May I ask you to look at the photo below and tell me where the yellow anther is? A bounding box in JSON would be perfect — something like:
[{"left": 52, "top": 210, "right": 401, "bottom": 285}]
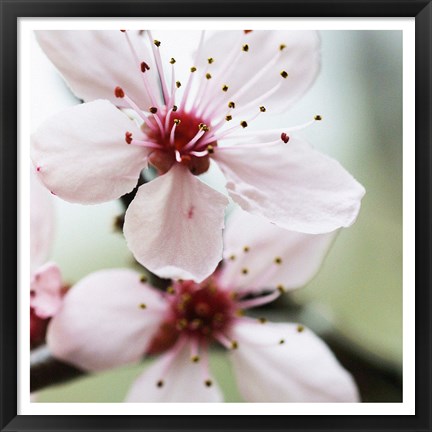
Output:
[
  {"left": 153, "top": 40, "right": 161, "bottom": 47},
  {"left": 236, "top": 309, "right": 245, "bottom": 317},
  {"left": 206, "top": 145, "right": 214, "bottom": 154},
  {"left": 241, "top": 268, "right": 249, "bottom": 275},
  {"left": 156, "top": 380, "right": 164, "bottom": 387},
  {"left": 231, "top": 340, "right": 239, "bottom": 349},
  {"left": 229, "top": 254, "right": 236, "bottom": 260},
  {"left": 258, "top": 317, "right": 267, "bottom": 324},
  {"left": 170, "top": 57, "right": 176, "bottom": 64},
  {"left": 243, "top": 246, "right": 250, "bottom": 252},
  {"left": 206, "top": 73, "right": 212, "bottom": 80},
  {"left": 297, "top": 325, "right": 305, "bottom": 333},
  {"left": 173, "top": 119, "right": 181, "bottom": 125},
  {"left": 207, "top": 57, "right": 214, "bottom": 64},
  {"left": 280, "top": 70, "right": 288, "bottom": 79},
  {"left": 166, "top": 286, "right": 175, "bottom": 294},
  {"left": 149, "top": 107, "right": 158, "bottom": 114},
  {"left": 225, "top": 115, "right": 232, "bottom": 121},
  {"left": 274, "top": 257, "right": 282, "bottom": 265},
  {"left": 176, "top": 81, "right": 182, "bottom": 88},
  {"left": 228, "top": 101, "right": 236, "bottom": 109},
  {"left": 172, "top": 105, "right": 178, "bottom": 112},
  {"left": 259, "top": 106, "right": 266, "bottom": 112},
  {"left": 191, "top": 355, "right": 200, "bottom": 363},
  {"left": 314, "top": 115, "right": 323, "bottom": 121},
  {"left": 279, "top": 44, "right": 287, "bottom": 51},
  {"left": 205, "top": 379, "right": 213, "bottom": 387},
  {"left": 240, "top": 121, "right": 248, "bottom": 128},
  {"left": 190, "top": 66, "right": 197, "bottom": 72},
  {"left": 140, "top": 275, "right": 148, "bottom": 283},
  {"left": 242, "top": 44, "right": 249, "bottom": 52},
  {"left": 279, "top": 339, "right": 285, "bottom": 345},
  {"left": 139, "top": 303, "right": 147, "bottom": 309},
  {"left": 222, "top": 84, "right": 229, "bottom": 92},
  {"left": 277, "top": 284, "right": 286, "bottom": 294}
]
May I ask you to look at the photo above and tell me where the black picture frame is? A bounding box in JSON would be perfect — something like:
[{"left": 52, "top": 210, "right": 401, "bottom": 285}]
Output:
[{"left": 1, "top": 0, "right": 431, "bottom": 431}]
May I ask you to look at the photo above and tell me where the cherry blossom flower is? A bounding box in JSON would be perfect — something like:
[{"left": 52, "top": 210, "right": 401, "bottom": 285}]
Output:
[
  {"left": 32, "top": 30, "right": 365, "bottom": 282},
  {"left": 46, "top": 210, "right": 358, "bottom": 402},
  {"left": 31, "top": 172, "right": 64, "bottom": 347}
]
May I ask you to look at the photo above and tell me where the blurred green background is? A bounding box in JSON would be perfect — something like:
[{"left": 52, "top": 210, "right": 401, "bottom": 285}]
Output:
[{"left": 32, "top": 30, "right": 402, "bottom": 402}]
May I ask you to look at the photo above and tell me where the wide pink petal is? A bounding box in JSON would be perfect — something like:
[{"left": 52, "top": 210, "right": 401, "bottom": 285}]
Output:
[
  {"left": 124, "top": 165, "right": 229, "bottom": 282},
  {"left": 125, "top": 343, "right": 223, "bottom": 402},
  {"left": 30, "top": 262, "right": 63, "bottom": 318},
  {"left": 35, "top": 30, "right": 159, "bottom": 108},
  {"left": 47, "top": 269, "right": 168, "bottom": 371},
  {"left": 195, "top": 30, "right": 319, "bottom": 117},
  {"left": 219, "top": 209, "right": 336, "bottom": 294},
  {"left": 31, "top": 100, "right": 148, "bottom": 204},
  {"left": 30, "top": 170, "right": 55, "bottom": 270},
  {"left": 229, "top": 320, "right": 359, "bottom": 402},
  {"left": 214, "top": 136, "right": 365, "bottom": 234}
]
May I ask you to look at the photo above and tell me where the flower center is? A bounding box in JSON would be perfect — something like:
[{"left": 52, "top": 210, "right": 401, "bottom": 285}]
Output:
[
  {"left": 146, "top": 278, "right": 235, "bottom": 355},
  {"left": 146, "top": 109, "right": 217, "bottom": 175}
]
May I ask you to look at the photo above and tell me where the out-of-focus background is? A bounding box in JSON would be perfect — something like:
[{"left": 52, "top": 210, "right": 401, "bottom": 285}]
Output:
[{"left": 31, "top": 30, "right": 402, "bottom": 402}]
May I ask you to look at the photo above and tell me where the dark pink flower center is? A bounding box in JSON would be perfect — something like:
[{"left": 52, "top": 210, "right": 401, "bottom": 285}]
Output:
[
  {"left": 145, "top": 109, "right": 217, "bottom": 175},
  {"left": 146, "top": 278, "right": 236, "bottom": 355}
]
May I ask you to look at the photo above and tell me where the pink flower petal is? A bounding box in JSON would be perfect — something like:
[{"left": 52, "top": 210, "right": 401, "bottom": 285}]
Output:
[
  {"left": 31, "top": 262, "right": 63, "bottom": 319},
  {"left": 47, "top": 269, "right": 168, "bottom": 371},
  {"left": 124, "top": 165, "right": 229, "bottom": 282},
  {"left": 219, "top": 209, "right": 336, "bottom": 294},
  {"left": 229, "top": 320, "right": 359, "bottom": 402},
  {"left": 214, "top": 137, "right": 365, "bottom": 234},
  {"left": 35, "top": 30, "right": 158, "bottom": 108},
  {"left": 195, "top": 30, "right": 319, "bottom": 117},
  {"left": 30, "top": 169, "right": 55, "bottom": 270},
  {"left": 31, "top": 100, "right": 148, "bottom": 204},
  {"left": 126, "top": 343, "right": 223, "bottom": 402}
]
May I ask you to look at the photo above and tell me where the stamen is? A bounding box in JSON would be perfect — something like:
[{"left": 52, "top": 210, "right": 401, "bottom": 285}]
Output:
[
  {"left": 122, "top": 31, "right": 161, "bottom": 109},
  {"left": 182, "top": 129, "right": 206, "bottom": 152},
  {"left": 207, "top": 57, "right": 214, "bottom": 64},
  {"left": 279, "top": 44, "right": 287, "bottom": 51},
  {"left": 222, "top": 84, "right": 229, "bottom": 92},
  {"left": 243, "top": 246, "right": 250, "bottom": 252},
  {"left": 147, "top": 31, "right": 170, "bottom": 104},
  {"left": 170, "top": 57, "right": 176, "bottom": 64},
  {"left": 115, "top": 87, "right": 158, "bottom": 132},
  {"left": 139, "top": 303, "right": 147, "bottom": 309},
  {"left": 297, "top": 325, "right": 305, "bottom": 333},
  {"left": 128, "top": 136, "right": 165, "bottom": 150},
  {"left": 235, "top": 289, "right": 281, "bottom": 310},
  {"left": 215, "top": 333, "right": 238, "bottom": 350},
  {"left": 280, "top": 70, "right": 289, "bottom": 79},
  {"left": 242, "top": 44, "right": 249, "bottom": 52},
  {"left": 140, "top": 61, "right": 150, "bottom": 72},
  {"left": 114, "top": 86, "right": 124, "bottom": 98}
]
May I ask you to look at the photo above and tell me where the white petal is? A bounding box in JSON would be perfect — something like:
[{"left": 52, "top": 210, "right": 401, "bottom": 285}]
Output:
[
  {"left": 214, "top": 137, "right": 365, "bottom": 234},
  {"left": 35, "top": 30, "right": 158, "bottom": 108},
  {"left": 230, "top": 320, "right": 359, "bottom": 402},
  {"left": 195, "top": 30, "right": 319, "bottom": 117},
  {"left": 31, "top": 100, "right": 148, "bottom": 204},
  {"left": 126, "top": 343, "right": 223, "bottom": 402},
  {"left": 124, "top": 165, "right": 228, "bottom": 282},
  {"left": 47, "top": 269, "right": 168, "bottom": 371},
  {"left": 30, "top": 169, "right": 55, "bottom": 270},
  {"left": 219, "top": 209, "right": 336, "bottom": 294}
]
